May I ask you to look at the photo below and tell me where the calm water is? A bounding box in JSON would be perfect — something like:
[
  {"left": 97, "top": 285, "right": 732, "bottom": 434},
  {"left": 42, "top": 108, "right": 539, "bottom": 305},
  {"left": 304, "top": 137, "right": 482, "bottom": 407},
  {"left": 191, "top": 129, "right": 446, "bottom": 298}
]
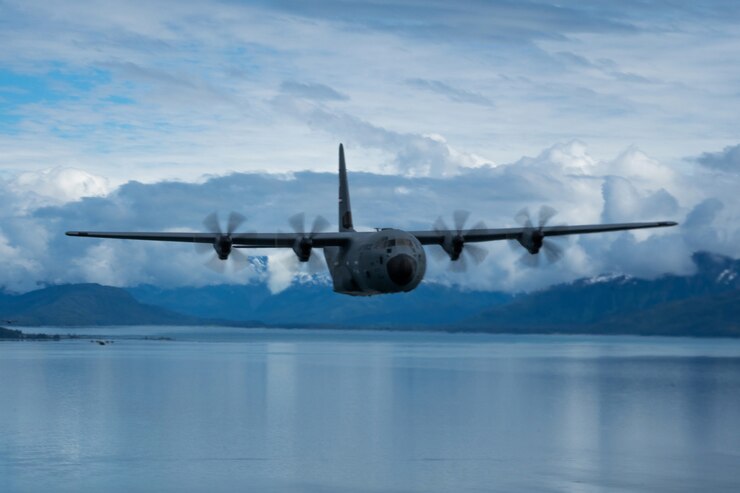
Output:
[{"left": 1, "top": 328, "right": 740, "bottom": 492}]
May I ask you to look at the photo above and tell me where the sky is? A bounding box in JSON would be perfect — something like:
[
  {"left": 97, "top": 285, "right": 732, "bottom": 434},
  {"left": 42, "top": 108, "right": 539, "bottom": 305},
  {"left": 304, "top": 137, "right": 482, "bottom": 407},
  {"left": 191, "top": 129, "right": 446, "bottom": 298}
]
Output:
[{"left": 0, "top": 0, "right": 739, "bottom": 294}]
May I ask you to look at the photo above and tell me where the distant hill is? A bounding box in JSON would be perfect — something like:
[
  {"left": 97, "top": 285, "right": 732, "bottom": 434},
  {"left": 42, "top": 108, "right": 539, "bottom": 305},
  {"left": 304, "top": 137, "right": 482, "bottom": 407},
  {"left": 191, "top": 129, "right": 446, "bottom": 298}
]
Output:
[
  {"left": 1, "top": 252, "right": 738, "bottom": 336},
  {"left": 0, "top": 326, "right": 23, "bottom": 339},
  {"left": 465, "top": 252, "right": 740, "bottom": 337},
  {"left": 128, "top": 282, "right": 513, "bottom": 328},
  {"left": 128, "top": 252, "right": 740, "bottom": 336},
  {"left": 596, "top": 290, "right": 740, "bottom": 337},
  {"left": 0, "top": 284, "right": 205, "bottom": 326}
]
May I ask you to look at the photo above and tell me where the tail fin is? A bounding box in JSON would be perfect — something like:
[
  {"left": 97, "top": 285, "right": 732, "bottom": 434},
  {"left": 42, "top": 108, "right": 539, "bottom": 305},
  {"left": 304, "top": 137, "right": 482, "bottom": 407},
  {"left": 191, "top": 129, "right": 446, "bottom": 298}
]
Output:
[{"left": 338, "top": 143, "right": 354, "bottom": 232}]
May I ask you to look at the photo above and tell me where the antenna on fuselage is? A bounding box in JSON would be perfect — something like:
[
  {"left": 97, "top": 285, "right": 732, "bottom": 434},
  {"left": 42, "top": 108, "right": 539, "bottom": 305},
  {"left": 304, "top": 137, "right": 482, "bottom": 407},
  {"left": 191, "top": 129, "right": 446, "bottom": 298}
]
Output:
[{"left": 338, "top": 143, "right": 354, "bottom": 232}]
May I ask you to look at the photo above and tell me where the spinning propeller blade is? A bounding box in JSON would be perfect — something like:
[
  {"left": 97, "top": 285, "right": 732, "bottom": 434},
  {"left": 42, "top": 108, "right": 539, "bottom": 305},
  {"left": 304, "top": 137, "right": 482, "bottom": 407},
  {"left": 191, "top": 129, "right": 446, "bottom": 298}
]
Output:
[
  {"left": 511, "top": 206, "right": 566, "bottom": 268},
  {"left": 285, "top": 212, "right": 330, "bottom": 273},
  {"left": 197, "top": 211, "right": 249, "bottom": 272},
  {"left": 433, "top": 210, "right": 489, "bottom": 272}
]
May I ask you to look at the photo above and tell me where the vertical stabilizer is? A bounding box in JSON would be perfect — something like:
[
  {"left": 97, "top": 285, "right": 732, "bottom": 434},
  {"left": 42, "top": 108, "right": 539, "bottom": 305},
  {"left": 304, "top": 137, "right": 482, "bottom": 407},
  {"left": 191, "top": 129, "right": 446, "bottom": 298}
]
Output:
[{"left": 338, "top": 143, "right": 354, "bottom": 232}]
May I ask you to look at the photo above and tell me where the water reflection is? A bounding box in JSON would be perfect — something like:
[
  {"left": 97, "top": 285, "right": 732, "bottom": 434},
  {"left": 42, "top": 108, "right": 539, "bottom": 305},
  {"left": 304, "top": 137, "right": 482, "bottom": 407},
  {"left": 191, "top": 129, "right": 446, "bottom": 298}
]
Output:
[{"left": 1, "top": 332, "right": 739, "bottom": 492}]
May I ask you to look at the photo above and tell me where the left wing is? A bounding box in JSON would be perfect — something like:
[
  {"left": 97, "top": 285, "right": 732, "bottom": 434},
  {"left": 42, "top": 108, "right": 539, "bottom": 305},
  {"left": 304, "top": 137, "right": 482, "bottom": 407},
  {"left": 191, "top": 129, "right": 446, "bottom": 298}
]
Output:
[
  {"left": 65, "top": 231, "right": 352, "bottom": 248},
  {"left": 409, "top": 221, "right": 678, "bottom": 245}
]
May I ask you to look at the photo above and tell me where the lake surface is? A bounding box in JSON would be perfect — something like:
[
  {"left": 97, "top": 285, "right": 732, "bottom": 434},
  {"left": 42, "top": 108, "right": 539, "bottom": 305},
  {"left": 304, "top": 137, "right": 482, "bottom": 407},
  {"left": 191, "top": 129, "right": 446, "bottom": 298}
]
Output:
[{"left": 1, "top": 328, "right": 740, "bottom": 492}]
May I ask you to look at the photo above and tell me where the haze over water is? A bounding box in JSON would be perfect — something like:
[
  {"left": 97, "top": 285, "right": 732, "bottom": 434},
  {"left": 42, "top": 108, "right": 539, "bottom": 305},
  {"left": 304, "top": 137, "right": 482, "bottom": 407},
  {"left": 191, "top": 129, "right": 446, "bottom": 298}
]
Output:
[{"left": 1, "top": 328, "right": 739, "bottom": 492}]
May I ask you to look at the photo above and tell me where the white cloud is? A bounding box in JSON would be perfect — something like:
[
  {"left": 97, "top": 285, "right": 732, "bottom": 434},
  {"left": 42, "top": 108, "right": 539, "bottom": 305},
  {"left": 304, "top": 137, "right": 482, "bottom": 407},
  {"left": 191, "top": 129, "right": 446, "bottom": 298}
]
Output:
[
  {"left": 0, "top": 140, "right": 733, "bottom": 294},
  {"left": 601, "top": 176, "right": 678, "bottom": 223},
  {"left": 1, "top": 0, "right": 738, "bottom": 186},
  {"left": 273, "top": 93, "right": 492, "bottom": 177},
  {"left": 0, "top": 229, "right": 44, "bottom": 292},
  {"left": 10, "top": 167, "right": 110, "bottom": 206},
  {"left": 266, "top": 251, "right": 300, "bottom": 294},
  {"left": 601, "top": 147, "right": 676, "bottom": 186},
  {"left": 71, "top": 242, "right": 135, "bottom": 287},
  {"left": 695, "top": 144, "right": 740, "bottom": 173}
]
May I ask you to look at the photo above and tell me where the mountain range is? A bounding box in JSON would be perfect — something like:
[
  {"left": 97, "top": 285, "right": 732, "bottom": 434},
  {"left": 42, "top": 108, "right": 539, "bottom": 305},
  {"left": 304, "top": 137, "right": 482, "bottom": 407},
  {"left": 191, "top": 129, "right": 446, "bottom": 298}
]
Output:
[
  {"left": 1, "top": 252, "right": 738, "bottom": 337},
  {"left": 465, "top": 252, "right": 740, "bottom": 336},
  {"left": 0, "top": 284, "right": 201, "bottom": 326}
]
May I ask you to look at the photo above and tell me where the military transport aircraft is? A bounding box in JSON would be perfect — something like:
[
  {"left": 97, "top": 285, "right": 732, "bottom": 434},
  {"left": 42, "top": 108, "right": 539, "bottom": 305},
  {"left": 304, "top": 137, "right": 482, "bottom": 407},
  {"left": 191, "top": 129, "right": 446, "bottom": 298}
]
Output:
[{"left": 67, "top": 144, "right": 677, "bottom": 296}]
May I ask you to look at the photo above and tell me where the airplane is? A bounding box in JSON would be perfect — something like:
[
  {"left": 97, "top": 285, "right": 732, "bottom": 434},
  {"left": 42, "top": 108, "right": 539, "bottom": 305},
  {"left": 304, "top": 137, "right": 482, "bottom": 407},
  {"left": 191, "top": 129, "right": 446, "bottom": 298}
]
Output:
[{"left": 67, "top": 144, "right": 677, "bottom": 296}]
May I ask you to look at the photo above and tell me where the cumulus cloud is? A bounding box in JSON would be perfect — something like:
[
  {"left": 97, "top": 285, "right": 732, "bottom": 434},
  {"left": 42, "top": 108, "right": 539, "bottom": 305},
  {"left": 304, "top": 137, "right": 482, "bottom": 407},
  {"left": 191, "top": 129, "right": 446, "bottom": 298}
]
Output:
[
  {"left": 681, "top": 198, "right": 735, "bottom": 256},
  {"left": 0, "top": 229, "right": 44, "bottom": 292},
  {"left": 684, "top": 198, "right": 724, "bottom": 229},
  {"left": 0, "top": 140, "right": 737, "bottom": 295},
  {"left": 601, "top": 176, "right": 678, "bottom": 223},
  {"left": 601, "top": 147, "right": 677, "bottom": 185},
  {"left": 695, "top": 144, "right": 740, "bottom": 173},
  {"left": 601, "top": 231, "right": 696, "bottom": 278},
  {"left": 9, "top": 167, "right": 110, "bottom": 207},
  {"left": 512, "top": 140, "right": 597, "bottom": 176}
]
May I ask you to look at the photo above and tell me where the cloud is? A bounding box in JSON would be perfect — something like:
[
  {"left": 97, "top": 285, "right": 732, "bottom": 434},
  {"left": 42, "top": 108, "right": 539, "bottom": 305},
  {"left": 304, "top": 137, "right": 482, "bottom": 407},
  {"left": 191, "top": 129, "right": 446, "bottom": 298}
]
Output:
[
  {"left": 256, "top": 1, "right": 640, "bottom": 42},
  {"left": 684, "top": 198, "right": 724, "bottom": 229},
  {"left": 0, "top": 229, "right": 44, "bottom": 292},
  {"left": 9, "top": 167, "right": 110, "bottom": 207},
  {"left": 273, "top": 94, "right": 491, "bottom": 177},
  {"left": 601, "top": 176, "right": 678, "bottom": 223},
  {"left": 280, "top": 81, "right": 348, "bottom": 101},
  {"left": 0, "top": 0, "right": 739, "bottom": 183},
  {"left": 600, "top": 147, "right": 677, "bottom": 185},
  {"left": 681, "top": 198, "right": 730, "bottom": 255},
  {"left": 0, "top": 141, "right": 736, "bottom": 295},
  {"left": 695, "top": 143, "right": 740, "bottom": 173},
  {"left": 405, "top": 79, "right": 493, "bottom": 107},
  {"left": 553, "top": 51, "right": 653, "bottom": 84}
]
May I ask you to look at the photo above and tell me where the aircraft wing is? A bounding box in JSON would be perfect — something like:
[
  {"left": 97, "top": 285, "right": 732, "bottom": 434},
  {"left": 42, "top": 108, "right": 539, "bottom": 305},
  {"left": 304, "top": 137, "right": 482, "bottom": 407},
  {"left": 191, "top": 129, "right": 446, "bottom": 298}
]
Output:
[
  {"left": 65, "top": 231, "right": 352, "bottom": 248},
  {"left": 409, "top": 221, "right": 678, "bottom": 245},
  {"left": 67, "top": 220, "right": 677, "bottom": 248}
]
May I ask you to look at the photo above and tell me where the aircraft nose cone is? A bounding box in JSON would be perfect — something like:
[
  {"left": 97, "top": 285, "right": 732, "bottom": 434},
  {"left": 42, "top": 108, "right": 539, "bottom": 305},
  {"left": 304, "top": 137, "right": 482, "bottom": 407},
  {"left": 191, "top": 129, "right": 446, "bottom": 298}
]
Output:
[{"left": 387, "top": 254, "right": 416, "bottom": 286}]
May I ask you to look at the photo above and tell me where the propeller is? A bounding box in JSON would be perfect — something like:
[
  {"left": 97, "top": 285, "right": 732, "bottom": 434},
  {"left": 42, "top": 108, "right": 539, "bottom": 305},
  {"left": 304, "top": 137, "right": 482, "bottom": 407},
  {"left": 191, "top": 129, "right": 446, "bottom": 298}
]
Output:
[
  {"left": 196, "top": 211, "right": 249, "bottom": 272},
  {"left": 432, "top": 209, "right": 489, "bottom": 272},
  {"left": 282, "top": 212, "right": 330, "bottom": 274},
  {"left": 510, "top": 205, "right": 565, "bottom": 268}
]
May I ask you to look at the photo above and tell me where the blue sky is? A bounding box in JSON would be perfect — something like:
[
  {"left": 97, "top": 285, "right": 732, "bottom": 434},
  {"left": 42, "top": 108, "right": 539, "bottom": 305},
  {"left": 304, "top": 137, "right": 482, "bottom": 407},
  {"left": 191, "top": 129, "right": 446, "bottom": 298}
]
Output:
[{"left": 0, "top": 0, "right": 738, "bottom": 293}]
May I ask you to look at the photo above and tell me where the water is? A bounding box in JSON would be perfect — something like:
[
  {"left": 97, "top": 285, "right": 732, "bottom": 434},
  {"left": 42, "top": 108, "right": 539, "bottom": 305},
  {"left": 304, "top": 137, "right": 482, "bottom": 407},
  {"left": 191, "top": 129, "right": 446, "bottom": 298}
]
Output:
[{"left": 1, "top": 327, "right": 740, "bottom": 492}]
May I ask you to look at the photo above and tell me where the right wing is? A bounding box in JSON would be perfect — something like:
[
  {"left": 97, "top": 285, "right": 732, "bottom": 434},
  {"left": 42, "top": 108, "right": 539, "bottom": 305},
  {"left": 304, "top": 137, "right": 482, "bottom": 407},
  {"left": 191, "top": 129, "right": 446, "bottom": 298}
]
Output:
[{"left": 409, "top": 221, "right": 678, "bottom": 245}]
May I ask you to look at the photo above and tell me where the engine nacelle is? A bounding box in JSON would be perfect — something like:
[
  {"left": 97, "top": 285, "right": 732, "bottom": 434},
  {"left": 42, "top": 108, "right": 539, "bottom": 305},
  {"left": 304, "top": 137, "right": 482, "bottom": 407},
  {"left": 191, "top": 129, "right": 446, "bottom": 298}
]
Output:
[
  {"left": 213, "top": 236, "right": 232, "bottom": 260},
  {"left": 441, "top": 234, "right": 464, "bottom": 260},
  {"left": 292, "top": 237, "right": 313, "bottom": 262},
  {"left": 518, "top": 230, "right": 543, "bottom": 254}
]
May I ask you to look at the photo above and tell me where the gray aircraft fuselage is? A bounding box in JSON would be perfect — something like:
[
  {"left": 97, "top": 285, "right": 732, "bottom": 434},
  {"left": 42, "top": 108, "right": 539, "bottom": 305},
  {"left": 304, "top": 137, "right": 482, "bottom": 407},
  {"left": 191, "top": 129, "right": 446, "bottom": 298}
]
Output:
[{"left": 324, "top": 229, "right": 426, "bottom": 295}]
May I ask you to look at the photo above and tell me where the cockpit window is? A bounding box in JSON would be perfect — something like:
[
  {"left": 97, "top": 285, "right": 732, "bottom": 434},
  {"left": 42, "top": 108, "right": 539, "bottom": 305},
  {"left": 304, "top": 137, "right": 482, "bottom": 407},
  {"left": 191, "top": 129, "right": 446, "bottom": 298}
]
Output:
[
  {"left": 377, "top": 237, "right": 415, "bottom": 248},
  {"left": 392, "top": 238, "right": 413, "bottom": 247}
]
